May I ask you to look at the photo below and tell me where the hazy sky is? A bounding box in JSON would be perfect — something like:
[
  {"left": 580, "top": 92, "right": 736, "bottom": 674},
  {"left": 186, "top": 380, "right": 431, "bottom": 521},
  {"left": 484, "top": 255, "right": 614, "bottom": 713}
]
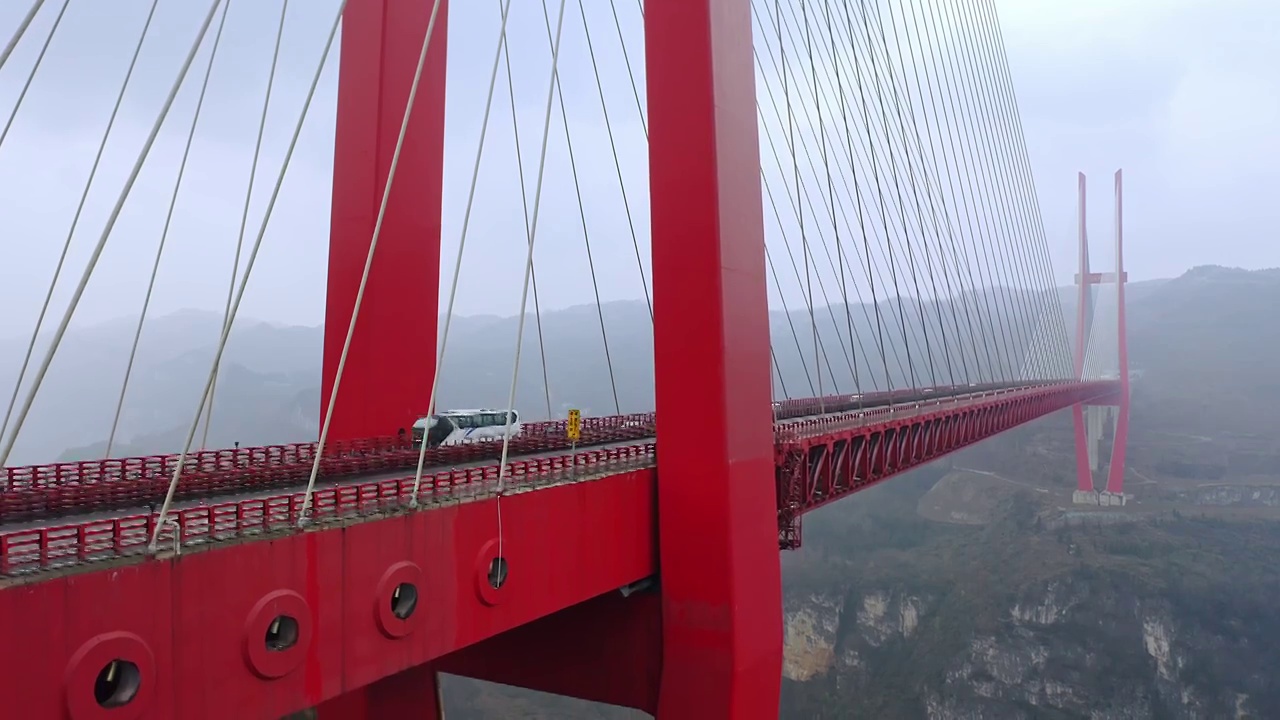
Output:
[{"left": 0, "top": 0, "right": 1275, "bottom": 339}]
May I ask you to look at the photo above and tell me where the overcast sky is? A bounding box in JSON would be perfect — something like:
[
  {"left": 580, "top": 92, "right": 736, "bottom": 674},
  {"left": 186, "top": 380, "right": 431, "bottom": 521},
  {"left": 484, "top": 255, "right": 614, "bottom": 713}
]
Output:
[{"left": 0, "top": 0, "right": 1275, "bottom": 339}]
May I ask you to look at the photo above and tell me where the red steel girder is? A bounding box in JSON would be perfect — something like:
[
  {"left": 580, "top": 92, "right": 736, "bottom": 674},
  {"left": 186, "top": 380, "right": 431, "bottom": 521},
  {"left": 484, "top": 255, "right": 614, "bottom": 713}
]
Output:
[
  {"left": 0, "top": 467, "right": 656, "bottom": 720},
  {"left": 775, "top": 381, "right": 1119, "bottom": 549}
]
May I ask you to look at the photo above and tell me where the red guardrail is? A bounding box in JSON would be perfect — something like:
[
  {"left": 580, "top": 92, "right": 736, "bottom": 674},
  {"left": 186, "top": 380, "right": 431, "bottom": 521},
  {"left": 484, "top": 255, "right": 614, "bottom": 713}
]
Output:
[
  {"left": 770, "top": 381, "right": 1042, "bottom": 421},
  {"left": 772, "top": 385, "right": 1051, "bottom": 443},
  {"left": 0, "top": 414, "right": 657, "bottom": 523},
  {"left": 0, "top": 383, "right": 1098, "bottom": 575},
  {"left": 0, "top": 413, "right": 656, "bottom": 490},
  {"left": 0, "top": 442, "right": 658, "bottom": 575}
]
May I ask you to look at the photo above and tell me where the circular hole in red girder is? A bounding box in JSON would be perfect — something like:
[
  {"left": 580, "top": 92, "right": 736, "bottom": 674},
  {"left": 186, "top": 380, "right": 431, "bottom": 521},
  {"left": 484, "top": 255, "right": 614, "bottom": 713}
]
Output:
[
  {"left": 243, "top": 590, "right": 311, "bottom": 679},
  {"left": 66, "top": 632, "right": 156, "bottom": 720},
  {"left": 487, "top": 557, "right": 509, "bottom": 590},
  {"left": 374, "top": 562, "right": 425, "bottom": 638},
  {"left": 391, "top": 582, "right": 419, "bottom": 620},
  {"left": 93, "top": 659, "right": 140, "bottom": 708},
  {"left": 473, "top": 540, "right": 509, "bottom": 606},
  {"left": 264, "top": 615, "right": 299, "bottom": 652}
]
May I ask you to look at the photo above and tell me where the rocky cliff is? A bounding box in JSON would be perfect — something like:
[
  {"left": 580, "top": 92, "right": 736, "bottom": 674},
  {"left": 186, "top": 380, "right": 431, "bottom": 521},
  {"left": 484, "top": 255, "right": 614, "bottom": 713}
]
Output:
[{"left": 777, "top": 472, "right": 1280, "bottom": 719}]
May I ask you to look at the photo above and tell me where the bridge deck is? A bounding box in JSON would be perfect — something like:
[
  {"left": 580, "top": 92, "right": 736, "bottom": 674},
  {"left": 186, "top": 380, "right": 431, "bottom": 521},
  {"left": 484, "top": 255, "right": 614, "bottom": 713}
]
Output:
[
  {"left": 0, "top": 383, "right": 1088, "bottom": 577},
  {"left": 0, "top": 441, "right": 657, "bottom": 577}
]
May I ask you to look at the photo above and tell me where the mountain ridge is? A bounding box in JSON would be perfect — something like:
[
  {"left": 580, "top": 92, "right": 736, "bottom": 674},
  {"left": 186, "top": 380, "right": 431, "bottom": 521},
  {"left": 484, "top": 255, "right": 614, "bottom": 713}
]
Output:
[{"left": 0, "top": 264, "right": 1268, "bottom": 466}]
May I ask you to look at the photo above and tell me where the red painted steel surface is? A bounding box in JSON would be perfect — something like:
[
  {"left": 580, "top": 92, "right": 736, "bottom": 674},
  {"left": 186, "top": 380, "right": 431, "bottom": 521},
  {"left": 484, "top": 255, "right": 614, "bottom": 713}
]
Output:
[
  {"left": 437, "top": 589, "right": 664, "bottom": 712},
  {"left": 0, "top": 414, "right": 655, "bottom": 522},
  {"left": 314, "top": 665, "right": 442, "bottom": 719},
  {"left": 0, "top": 467, "right": 656, "bottom": 720},
  {"left": 323, "top": 0, "right": 448, "bottom": 442},
  {"left": 647, "top": 0, "right": 783, "bottom": 717},
  {"left": 775, "top": 381, "right": 1118, "bottom": 548}
]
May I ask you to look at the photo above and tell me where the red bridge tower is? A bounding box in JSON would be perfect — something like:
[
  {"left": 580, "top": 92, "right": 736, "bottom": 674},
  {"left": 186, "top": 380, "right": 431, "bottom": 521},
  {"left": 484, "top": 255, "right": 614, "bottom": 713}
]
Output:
[
  {"left": 1071, "top": 170, "right": 1131, "bottom": 505},
  {"left": 318, "top": 0, "right": 781, "bottom": 717}
]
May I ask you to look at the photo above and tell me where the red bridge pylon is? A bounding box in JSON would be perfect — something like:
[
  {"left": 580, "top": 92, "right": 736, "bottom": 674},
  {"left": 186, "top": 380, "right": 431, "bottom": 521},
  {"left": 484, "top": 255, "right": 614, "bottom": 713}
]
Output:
[{"left": 1071, "top": 170, "right": 1131, "bottom": 506}]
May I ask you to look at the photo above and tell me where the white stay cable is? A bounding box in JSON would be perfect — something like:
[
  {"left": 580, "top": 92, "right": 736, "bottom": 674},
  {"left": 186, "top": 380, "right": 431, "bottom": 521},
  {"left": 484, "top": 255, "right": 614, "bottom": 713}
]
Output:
[
  {"left": 603, "top": 0, "right": 646, "bottom": 139},
  {"left": 1061, "top": 298, "right": 1076, "bottom": 379},
  {"left": 1094, "top": 290, "right": 1118, "bottom": 379},
  {"left": 1029, "top": 310, "right": 1052, "bottom": 381},
  {"left": 149, "top": 0, "right": 345, "bottom": 550},
  {"left": 105, "top": 0, "right": 232, "bottom": 459},
  {"left": 489, "top": 0, "right": 568, "bottom": 583},
  {"left": 297, "top": 0, "right": 444, "bottom": 524},
  {"left": 495, "top": 0, "right": 570, "bottom": 497},
  {"left": 1044, "top": 292, "right": 1068, "bottom": 380},
  {"left": 1017, "top": 315, "right": 1031, "bottom": 380},
  {"left": 1039, "top": 315, "right": 1049, "bottom": 381},
  {"left": 200, "top": 0, "right": 289, "bottom": 451},
  {"left": 0, "top": 0, "right": 224, "bottom": 469},
  {"left": 1084, "top": 320, "right": 1102, "bottom": 380},
  {"left": 501, "top": 3, "right": 553, "bottom": 421},
  {"left": 1080, "top": 290, "right": 1103, "bottom": 380},
  {"left": 1016, "top": 314, "right": 1033, "bottom": 381},
  {"left": 1057, "top": 300, "right": 1072, "bottom": 379},
  {"left": 0, "top": 0, "right": 45, "bottom": 73},
  {"left": 576, "top": 0, "right": 652, "bottom": 323},
  {"left": 0, "top": 0, "right": 151, "bottom": 451},
  {"left": 0, "top": 0, "right": 66, "bottom": 150},
  {"left": 409, "top": 0, "right": 517, "bottom": 506}
]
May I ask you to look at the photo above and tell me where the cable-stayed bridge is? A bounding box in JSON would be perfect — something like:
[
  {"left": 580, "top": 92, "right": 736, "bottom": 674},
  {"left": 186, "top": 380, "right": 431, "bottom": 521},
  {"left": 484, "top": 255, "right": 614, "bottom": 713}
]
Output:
[{"left": 0, "top": 0, "right": 1128, "bottom": 718}]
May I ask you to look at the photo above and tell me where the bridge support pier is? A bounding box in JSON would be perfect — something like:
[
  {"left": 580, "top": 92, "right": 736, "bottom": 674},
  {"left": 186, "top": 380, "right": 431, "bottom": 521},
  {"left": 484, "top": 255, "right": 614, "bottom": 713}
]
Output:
[{"left": 647, "top": 0, "right": 784, "bottom": 717}]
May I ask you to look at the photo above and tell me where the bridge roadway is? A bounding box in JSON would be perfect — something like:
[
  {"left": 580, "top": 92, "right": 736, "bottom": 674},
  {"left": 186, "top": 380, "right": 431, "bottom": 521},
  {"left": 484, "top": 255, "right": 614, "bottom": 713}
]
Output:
[
  {"left": 0, "top": 439, "right": 651, "bottom": 534},
  {"left": 0, "top": 418, "right": 658, "bottom": 523},
  {"left": 0, "top": 384, "right": 1016, "bottom": 527},
  {"left": 1, "top": 384, "right": 1009, "bottom": 533},
  {"left": 0, "top": 383, "right": 1042, "bottom": 575},
  {"left": 0, "top": 438, "right": 662, "bottom": 574}
]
